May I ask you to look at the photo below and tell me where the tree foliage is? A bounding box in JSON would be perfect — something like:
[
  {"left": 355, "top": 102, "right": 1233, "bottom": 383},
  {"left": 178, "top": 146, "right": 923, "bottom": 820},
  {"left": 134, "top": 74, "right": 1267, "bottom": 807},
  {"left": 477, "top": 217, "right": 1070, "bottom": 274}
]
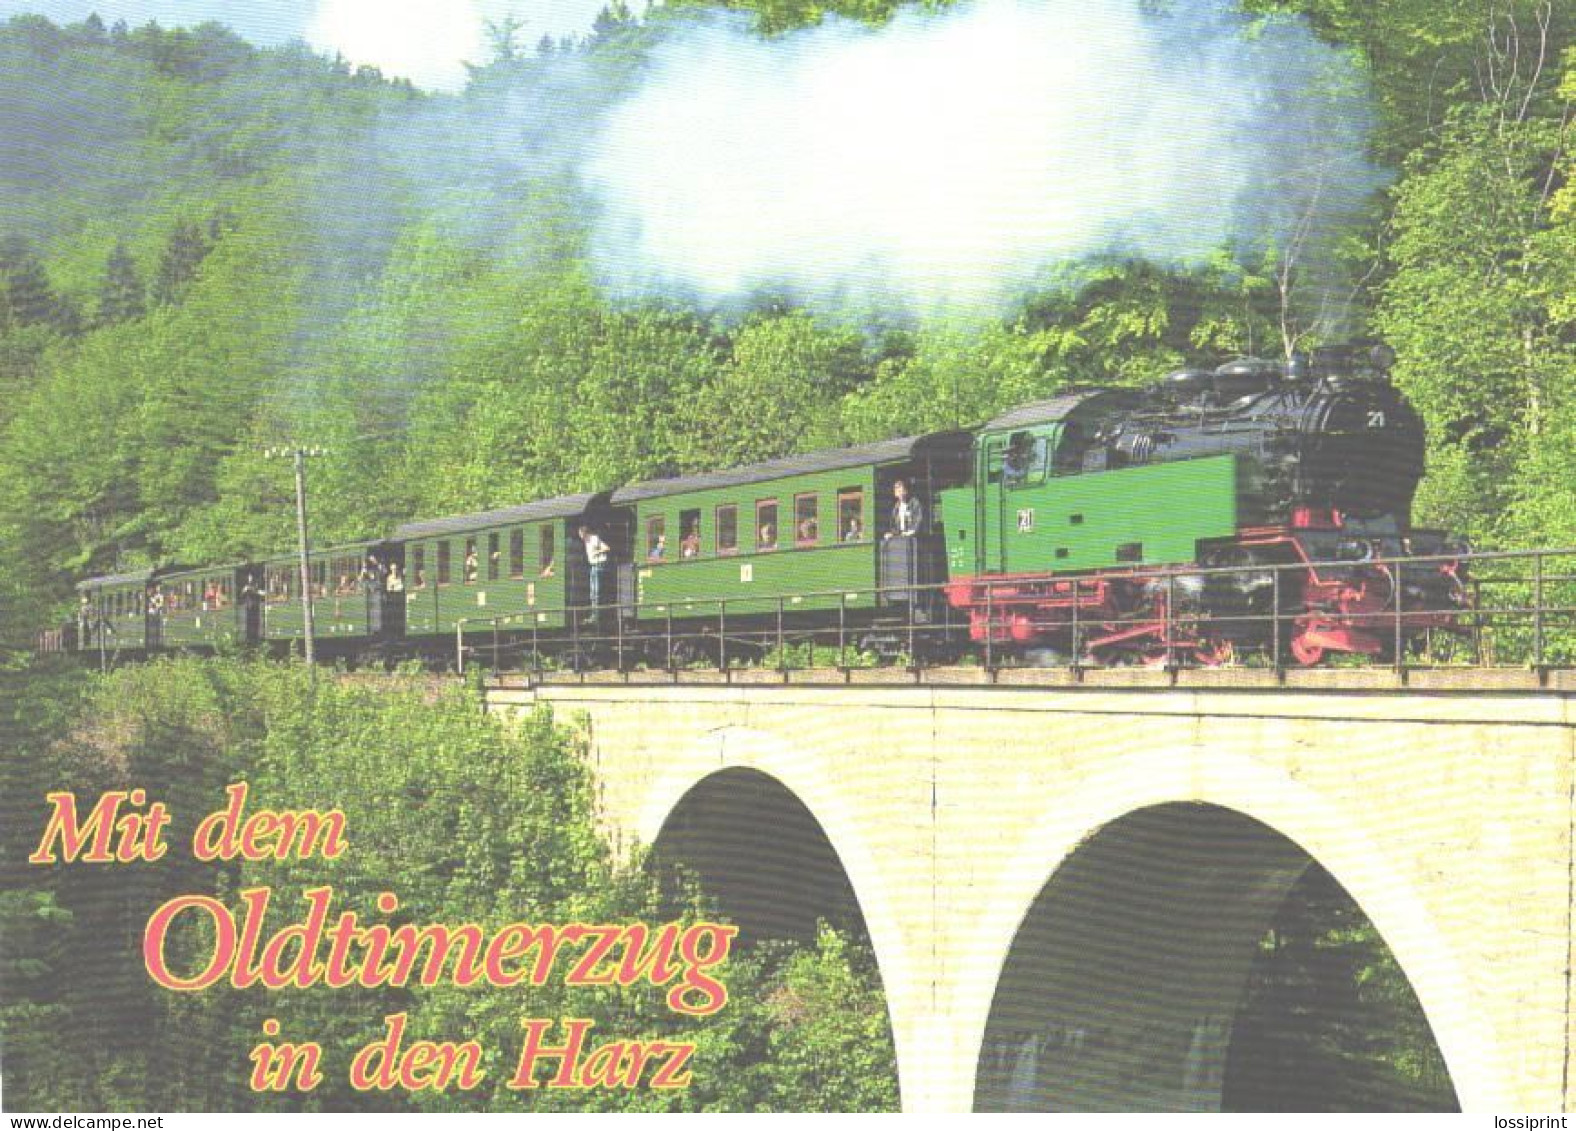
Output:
[{"left": 0, "top": 657, "right": 901, "bottom": 1111}]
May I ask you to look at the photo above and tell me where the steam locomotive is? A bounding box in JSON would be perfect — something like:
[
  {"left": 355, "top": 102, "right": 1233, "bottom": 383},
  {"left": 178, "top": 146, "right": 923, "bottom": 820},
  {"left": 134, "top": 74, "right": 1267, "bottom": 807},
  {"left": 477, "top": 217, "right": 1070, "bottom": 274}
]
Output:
[
  {"left": 937, "top": 343, "right": 1464, "bottom": 665},
  {"left": 60, "top": 343, "right": 1468, "bottom": 669}
]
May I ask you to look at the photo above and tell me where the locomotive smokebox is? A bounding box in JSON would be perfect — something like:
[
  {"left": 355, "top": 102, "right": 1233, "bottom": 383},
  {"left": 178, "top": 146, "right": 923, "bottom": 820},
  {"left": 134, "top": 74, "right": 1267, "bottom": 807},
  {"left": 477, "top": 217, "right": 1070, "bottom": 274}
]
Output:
[{"left": 1294, "top": 381, "right": 1425, "bottom": 521}]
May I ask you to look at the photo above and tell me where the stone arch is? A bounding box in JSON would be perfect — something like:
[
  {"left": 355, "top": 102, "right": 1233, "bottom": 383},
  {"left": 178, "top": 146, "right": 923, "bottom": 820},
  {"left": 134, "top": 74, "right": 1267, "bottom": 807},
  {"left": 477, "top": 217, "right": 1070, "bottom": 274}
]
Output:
[
  {"left": 650, "top": 766, "right": 868, "bottom": 945},
  {"left": 635, "top": 726, "right": 915, "bottom": 1099},
  {"left": 953, "top": 746, "right": 1500, "bottom": 1111}
]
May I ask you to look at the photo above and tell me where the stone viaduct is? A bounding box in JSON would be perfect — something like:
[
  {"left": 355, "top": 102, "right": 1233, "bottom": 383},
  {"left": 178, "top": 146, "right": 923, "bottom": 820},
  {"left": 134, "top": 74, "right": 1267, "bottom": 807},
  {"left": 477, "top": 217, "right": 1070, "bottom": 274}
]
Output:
[{"left": 485, "top": 667, "right": 1576, "bottom": 1112}]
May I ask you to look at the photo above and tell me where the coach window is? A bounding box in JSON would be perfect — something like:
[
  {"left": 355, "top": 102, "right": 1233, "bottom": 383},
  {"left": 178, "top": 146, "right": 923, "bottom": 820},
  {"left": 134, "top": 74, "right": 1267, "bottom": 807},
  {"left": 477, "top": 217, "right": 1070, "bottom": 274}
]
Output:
[
  {"left": 488, "top": 532, "right": 501, "bottom": 580},
  {"left": 509, "top": 529, "right": 524, "bottom": 579},
  {"left": 411, "top": 546, "right": 427, "bottom": 589},
  {"left": 794, "top": 493, "right": 819, "bottom": 546},
  {"left": 756, "top": 500, "right": 778, "bottom": 551},
  {"left": 838, "top": 489, "right": 864, "bottom": 541},
  {"left": 679, "top": 509, "right": 702, "bottom": 559},
  {"left": 716, "top": 505, "right": 738, "bottom": 555},
  {"left": 646, "top": 515, "right": 666, "bottom": 560},
  {"left": 437, "top": 541, "right": 451, "bottom": 587},
  {"left": 538, "top": 526, "right": 555, "bottom": 577}
]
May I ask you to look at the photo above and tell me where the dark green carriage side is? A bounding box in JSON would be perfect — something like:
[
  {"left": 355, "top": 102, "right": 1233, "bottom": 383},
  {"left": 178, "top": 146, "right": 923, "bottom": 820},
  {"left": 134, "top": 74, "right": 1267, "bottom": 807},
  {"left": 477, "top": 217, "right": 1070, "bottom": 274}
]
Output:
[
  {"left": 393, "top": 493, "right": 607, "bottom": 639},
  {"left": 938, "top": 392, "right": 1239, "bottom": 579},
  {"left": 257, "top": 539, "right": 401, "bottom": 646},
  {"left": 154, "top": 563, "right": 248, "bottom": 649},
  {"left": 612, "top": 434, "right": 973, "bottom": 621},
  {"left": 76, "top": 570, "right": 154, "bottom": 653}
]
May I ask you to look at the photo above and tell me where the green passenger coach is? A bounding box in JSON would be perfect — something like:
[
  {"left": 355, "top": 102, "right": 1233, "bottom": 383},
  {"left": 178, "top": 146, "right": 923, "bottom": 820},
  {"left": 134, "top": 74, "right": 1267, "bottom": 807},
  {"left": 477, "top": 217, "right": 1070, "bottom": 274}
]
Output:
[
  {"left": 155, "top": 562, "right": 250, "bottom": 650},
  {"left": 393, "top": 492, "right": 613, "bottom": 640},
  {"left": 76, "top": 570, "right": 154, "bottom": 653},
  {"left": 256, "top": 539, "right": 402, "bottom": 650},
  {"left": 611, "top": 434, "right": 973, "bottom": 623}
]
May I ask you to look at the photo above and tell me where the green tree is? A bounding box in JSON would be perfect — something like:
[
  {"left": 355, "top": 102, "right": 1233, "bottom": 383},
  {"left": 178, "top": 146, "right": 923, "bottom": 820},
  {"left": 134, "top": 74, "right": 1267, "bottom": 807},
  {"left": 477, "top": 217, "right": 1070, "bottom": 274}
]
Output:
[
  {"left": 95, "top": 238, "right": 145, "bottom": 325},
  {"left": 677, "top": 311, "right": 868, "bottom": 471},
  {"left": 1375, "top": 23, "right": 1572, "bottom": 543},
  {"left": 151, "top": 218, "right": 211, "bottom": 307}
]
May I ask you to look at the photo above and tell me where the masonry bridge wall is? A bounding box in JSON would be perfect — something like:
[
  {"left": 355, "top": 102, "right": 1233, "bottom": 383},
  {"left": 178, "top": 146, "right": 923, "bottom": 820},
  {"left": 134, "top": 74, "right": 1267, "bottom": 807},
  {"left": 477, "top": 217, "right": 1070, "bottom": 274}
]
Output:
[{"left": 484, "top": 673, "right": 1576, "bottom": 1113}]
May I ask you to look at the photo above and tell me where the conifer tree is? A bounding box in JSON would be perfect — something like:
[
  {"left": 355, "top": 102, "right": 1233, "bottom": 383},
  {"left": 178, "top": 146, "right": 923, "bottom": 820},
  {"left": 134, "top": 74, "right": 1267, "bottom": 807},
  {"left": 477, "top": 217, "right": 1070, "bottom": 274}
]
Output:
[
  {"left": 95, "top": 239, "right": 145, "bottom": 326},
  {"left": 0, "top": 236, "right": 61, "bottom": 329},
  {"left": 151, "top": 219, "right": 210, "bottom": 306}
]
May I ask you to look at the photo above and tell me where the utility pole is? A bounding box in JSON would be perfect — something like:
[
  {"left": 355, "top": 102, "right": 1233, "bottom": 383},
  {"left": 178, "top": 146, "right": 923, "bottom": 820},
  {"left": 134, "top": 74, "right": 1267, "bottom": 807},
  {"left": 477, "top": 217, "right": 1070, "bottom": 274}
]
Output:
[{"left": 266, "top": 446, "right": 325, "bottom": 672}]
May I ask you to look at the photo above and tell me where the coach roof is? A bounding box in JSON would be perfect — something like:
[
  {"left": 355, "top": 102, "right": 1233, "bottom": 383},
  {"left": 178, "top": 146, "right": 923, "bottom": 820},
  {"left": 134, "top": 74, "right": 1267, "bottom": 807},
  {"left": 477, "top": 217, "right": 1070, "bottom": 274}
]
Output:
[
  {"left": 611, "top": 433, "right": 971, "bottom": 504},
  {"left": 394, "top": 493, "right": 603, "bottom": 540},
  {"left": 77, "top": 569, "right": 154, "bottom": 591}
]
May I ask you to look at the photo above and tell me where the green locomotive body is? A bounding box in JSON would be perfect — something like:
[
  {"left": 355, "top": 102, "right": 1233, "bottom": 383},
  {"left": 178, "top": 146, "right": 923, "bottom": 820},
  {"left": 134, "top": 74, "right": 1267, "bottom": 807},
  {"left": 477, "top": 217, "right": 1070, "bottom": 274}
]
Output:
[{"left": 938, "top": 395, "right": 1239, "bottom": 582}]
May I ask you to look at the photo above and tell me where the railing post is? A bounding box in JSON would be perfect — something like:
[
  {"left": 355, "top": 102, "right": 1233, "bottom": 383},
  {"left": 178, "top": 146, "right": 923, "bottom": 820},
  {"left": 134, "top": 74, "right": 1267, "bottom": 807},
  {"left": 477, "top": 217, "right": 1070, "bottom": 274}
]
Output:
[
  {"left": 1533, "top": 551, "right": 1545, "bottom": 667},
  {"left": 838, "top": 592, "right": 847, "bottom": 669},
  {"left": 1071, "top": 579, "right": 1081, "bottom": 672},
  {"left": 1393, "top": 561, "right": 1404, "bottom": 672},
  {"left": 533, "top": 619, "right": 541, "bottom": 674},
  {"left": 906, "top": 583, "right": 916, "bottom": 668},
  {"left": 1164, "top": 570, "right": 1175, "bottom": 669},
  {"left": 666, "top": 606, "right": 674, "bottom": 671},
  {"left": 455, "top": 617, "right": 465, "bottom": 676},
  {"left": 1271, "top": 567, "right": 1282, "bottom": 676},
  {"left": 492, "top": 620, "right": 499, "bottom": 673},
  {"left": 777, "top": 596, "right": 787, "bottom": 673},
  {"left": 616, "top": 601, "right": 625, "bottom": 673},
  {"left": 570, "top": 598, "right": 580, "bottom": 671},
  {"left": 985, "top": 580, "right": 994, "bottom": 671},
  {"left": 719, "top": 600, "right": 727, "bottom": 672}
]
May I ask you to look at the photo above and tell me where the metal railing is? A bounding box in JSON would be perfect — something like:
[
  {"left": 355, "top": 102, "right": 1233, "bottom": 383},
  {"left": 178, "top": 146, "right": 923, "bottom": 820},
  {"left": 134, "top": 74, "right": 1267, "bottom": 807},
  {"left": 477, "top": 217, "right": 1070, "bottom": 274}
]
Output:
[{"left": 445, "top": 544, "right": 1576, "bottom": 678}]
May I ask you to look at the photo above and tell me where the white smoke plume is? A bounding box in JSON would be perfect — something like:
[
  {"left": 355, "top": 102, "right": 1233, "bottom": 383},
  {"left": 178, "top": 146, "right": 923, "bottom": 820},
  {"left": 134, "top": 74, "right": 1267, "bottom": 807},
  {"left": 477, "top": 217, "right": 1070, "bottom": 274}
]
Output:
[{"left": 581, "top": 0, "right": 1382, "bottom": 319}]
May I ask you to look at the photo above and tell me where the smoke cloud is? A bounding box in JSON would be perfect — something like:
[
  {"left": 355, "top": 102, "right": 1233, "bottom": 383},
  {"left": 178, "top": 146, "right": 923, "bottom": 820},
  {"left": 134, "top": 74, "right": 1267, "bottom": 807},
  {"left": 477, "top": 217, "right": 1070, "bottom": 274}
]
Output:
[{"left": 580, "top": 0, "right": 1383, "bottom": 319}]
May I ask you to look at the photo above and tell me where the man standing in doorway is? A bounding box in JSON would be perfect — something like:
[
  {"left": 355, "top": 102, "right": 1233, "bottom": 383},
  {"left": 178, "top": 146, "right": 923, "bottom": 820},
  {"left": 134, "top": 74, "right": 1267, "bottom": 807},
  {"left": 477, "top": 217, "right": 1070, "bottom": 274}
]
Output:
[
  {"left": 579, "top": 525, "right": 610, "bottom": 610},
  {"left": 887, "top": 478, "right": 923, "bottom": 539}
]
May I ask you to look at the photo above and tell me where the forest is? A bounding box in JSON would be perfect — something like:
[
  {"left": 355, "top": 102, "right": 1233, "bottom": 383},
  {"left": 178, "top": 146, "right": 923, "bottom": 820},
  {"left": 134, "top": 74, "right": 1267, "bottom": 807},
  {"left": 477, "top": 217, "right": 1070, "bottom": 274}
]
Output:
[{"left": 0, "top": 0, "right": 1568, "bottom": 1111}]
